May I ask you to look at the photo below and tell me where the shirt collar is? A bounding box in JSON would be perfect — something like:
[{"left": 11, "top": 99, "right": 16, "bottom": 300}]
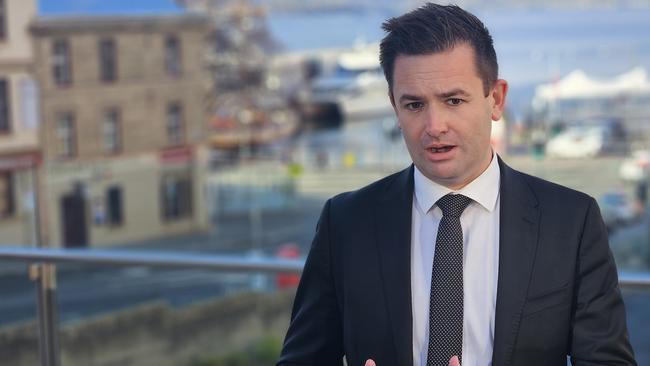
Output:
[{"left": 413, "top": 152, "right": 501, "bottom": 214}]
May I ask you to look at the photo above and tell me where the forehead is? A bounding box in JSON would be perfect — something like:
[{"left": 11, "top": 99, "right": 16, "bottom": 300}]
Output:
[{"left": 392, "top": 44, "right": 482, "bottom": 95}]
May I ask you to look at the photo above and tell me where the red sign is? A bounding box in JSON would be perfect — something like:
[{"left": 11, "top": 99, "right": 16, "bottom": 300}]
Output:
[
  {"left": 160, "top": 146, "right": 193, "bottom": 164},
  {"left": 0, "top": 151, "right": 41, "bottom": 171},
  {"left": 275, "top": 243, "right": 302, "bottom": 290}
]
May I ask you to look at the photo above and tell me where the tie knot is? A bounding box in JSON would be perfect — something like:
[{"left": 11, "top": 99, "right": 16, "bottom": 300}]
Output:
[{"left": 436, "top": 194, "right": 472, "bottom": 218}]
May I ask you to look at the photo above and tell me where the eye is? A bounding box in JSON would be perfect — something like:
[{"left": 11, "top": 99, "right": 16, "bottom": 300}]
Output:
[
  {"left": 404, "top": 101, "right": 424, "bottom": 111},
  {"left": 446, "top": 98, "right": 464, "bottom": 106}
]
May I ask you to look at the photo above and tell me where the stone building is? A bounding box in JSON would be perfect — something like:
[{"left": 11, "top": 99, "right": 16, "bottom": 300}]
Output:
[
  {"left": 0, "top": 0, "right": 41, "bottom": 246},
  {"left": 30, "top": 14, "right": 212, "bottom": 247}
]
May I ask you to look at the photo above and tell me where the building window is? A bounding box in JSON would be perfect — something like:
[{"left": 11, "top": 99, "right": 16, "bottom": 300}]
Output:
[
  {"left": 0, "top": 172, "right": 14, "bottom": 219},
  {"left": 102, "top": 108, "right": 121, "bottom": 153},
  {"left": 106, "top": 186, "right": 123, "bottom": 226},
  {"left": 52, "top": 39, "right": 72, "bottom": 86},
  {"left": 57, "top": 112, "right": 76, "bottom": 157},
  {"left": 0, "top": 79, "right": 9, "bottom": 133},
  {"left": 161, "top": 174, "right": 192, "bottom": 221},
  {"left": 0, "top": 0, "right": 6, "bottom": 41},
  {"left": 98, "top": 38, "right": 117, "bottom": 82},
  {"left": 166, "top": 102, "right": 184, "bottom": 144},
  {"left": 164, "top": 35, "right": 182, "bottom": 76}
]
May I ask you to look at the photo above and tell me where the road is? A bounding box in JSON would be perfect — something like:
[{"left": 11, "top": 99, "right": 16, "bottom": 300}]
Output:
[{"left": 0, "top": 195, "right": 325, "bottom": 326}]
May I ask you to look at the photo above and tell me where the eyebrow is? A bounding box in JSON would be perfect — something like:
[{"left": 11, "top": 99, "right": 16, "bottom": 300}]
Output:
[
  {"left": 398, "top": 94, "right": 423, "bottom": 103},
  {"left": 398, "top": 89, "right": 471, "bottom": 104},
  {"left": 436, "top": 88, "right": 471, "bottom": 99}
]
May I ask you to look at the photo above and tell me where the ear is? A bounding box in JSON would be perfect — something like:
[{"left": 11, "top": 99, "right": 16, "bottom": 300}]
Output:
[{"left": 490, "top": 79, "right": 508, "bottom": 121}]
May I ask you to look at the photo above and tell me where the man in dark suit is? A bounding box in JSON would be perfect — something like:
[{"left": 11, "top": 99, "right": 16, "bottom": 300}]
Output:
[{"left": 277, "top": 4, "right": 636, "bottom": 366}]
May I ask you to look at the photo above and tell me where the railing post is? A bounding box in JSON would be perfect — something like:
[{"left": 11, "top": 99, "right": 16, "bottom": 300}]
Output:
[{"left": 29, "top": 263, "right": 60, "bottom": 366}]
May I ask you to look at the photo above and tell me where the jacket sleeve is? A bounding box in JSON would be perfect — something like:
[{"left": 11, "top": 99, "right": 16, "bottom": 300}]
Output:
[
  {"left": 277, "top": 199, "right": 344, "bottom": 366},
  {"left": 569, "top": 197, "right": 637, "bottom": 365}
]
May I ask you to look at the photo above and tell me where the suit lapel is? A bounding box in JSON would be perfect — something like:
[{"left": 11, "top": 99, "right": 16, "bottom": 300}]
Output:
[
  {"left": 375, "top": 165, "right": 414, "bottom": 366},
  {"left": 373, "top": 161, "right": 539, "bottom": 366},
  {"left": 492, "top": 158, "right": 540, "bottom": 366}
]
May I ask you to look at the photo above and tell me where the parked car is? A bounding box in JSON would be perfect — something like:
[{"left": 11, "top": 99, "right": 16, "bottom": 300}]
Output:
[
  {"left": 546, "top": 125, "right": 606, "bottom": 158},
  {"left": 545, "top": 118, "right": 628, "bottom": 158},
  {"left": 619, "top": 149, "right": 650, "bottom": 182},
  {"left": 598, "top": 191, "right": 638, "bottom": 232}
]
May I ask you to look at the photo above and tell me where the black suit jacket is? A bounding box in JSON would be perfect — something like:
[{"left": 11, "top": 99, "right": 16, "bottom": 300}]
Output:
[{"left": 278, "top": 159, "right": 636, "bottom": 366}]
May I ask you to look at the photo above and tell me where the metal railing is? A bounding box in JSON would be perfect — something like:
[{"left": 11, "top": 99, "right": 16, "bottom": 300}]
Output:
[
  {"left": 0, "top": 247, "right": 304, "bottom": 366},
  {"left": 1, "top": 246, "right": 649, "bottom": 366},
  {"left": 0, "top": 247, "right": 305, "bottom": 272}
]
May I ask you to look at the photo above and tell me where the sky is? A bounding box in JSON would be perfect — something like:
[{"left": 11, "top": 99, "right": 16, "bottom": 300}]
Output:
[{"left": 38, "top": 0, "right": 184, "bottom": 15}]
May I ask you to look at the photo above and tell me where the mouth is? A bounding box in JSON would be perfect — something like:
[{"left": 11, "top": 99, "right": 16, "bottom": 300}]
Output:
[
  {"left": 429, "top": 146, "right": 454, "bottom": 153},
  {"left": 427, "top": 144, "right": 456, "bottom": 153},
  {"left": 424, "top": 144, "right": 457, "bottom": 161}
]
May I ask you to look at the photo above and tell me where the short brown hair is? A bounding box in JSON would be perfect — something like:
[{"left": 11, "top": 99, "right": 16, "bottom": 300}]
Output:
[{"left": 380, "top": 3, "right": 498, "bottom": 96}]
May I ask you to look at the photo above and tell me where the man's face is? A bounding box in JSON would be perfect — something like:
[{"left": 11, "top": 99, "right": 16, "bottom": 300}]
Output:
[{"left": 390, "top": 43, "right": 507, "bottom": 190}]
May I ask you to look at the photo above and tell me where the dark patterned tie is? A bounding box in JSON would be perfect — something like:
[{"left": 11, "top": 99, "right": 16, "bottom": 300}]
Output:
[{"left": 427, "top": 194, "right": 473, "bottom": 366}]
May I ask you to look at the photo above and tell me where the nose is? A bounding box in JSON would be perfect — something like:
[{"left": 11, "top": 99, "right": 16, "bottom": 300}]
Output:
[{"left": 424, "top": 109, "right": 448, "bottom": 138}]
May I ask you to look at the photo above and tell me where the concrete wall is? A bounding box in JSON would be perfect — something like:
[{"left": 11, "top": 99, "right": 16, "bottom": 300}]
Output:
[
  {"left": 0, "top": 0, "right": 36, "bottom": 61},
  {"left": 29, "top": 17, "right": 211, "bottom": 247},
  {"left": 0, "top": 73, "right": 38, "bottom": 151},
  {"left": 0, "top": 168, "right": 38, "bottom": 246},
  {"left": 0, "top": 0, "right": 40, "bottom": 246},
  {"left": 0, "top": 290, "right": 294, "bottom": 366},
  {"left": 42, "top": 151, "right": 208, "bottom": 247},
  {"left": 37, "top": 74, "right": 207, "bottom": 159},
  {"left": 32, "top": 22, "right": 209, "bottom": 160}
]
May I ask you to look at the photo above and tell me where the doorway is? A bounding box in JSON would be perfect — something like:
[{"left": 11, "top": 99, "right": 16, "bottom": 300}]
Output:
[{"left": 61, "top": 187, "right": 88, "bottom": 248}]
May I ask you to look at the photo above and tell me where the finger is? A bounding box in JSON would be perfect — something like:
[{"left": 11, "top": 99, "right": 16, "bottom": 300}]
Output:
[
  {"left": 448, "top": 355, "right": 461, "bottom": 366},
  {"left": 365, "top": 359, "right": 376, "bottom": 366}
]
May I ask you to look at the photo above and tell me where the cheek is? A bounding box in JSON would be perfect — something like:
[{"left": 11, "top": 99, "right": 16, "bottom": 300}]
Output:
[
  {"left": 403, "top": 129, "right": 421, "bottom": 147},
  {"left": 456, "top": 115, "right": 491, "bottom": 146},
  {"left": 399, "top": 118, "right": 424, "bottom": 140}
]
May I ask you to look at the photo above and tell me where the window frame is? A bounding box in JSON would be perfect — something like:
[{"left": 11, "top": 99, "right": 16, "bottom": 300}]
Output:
[
  {"left": 160, "top": 173, "right": 193, "bottom": 221},
  {"left": 57, "top": 112, "right": 76, "bottom": 158},
  {"left": 0, "top": 171, "right": 14, "bottom": 220},
  {"left": 102, "top": 108, "right": 122, "bottom": 154},
  {"left": 164, "top": 35, "right": 182, "bottom": 76},
  {"left": 0, "top": 78, "right": 10, "bottom": 134},
  {"left": 0, "top": 0, "right": 7, "bottom": 42},
  {"left": 106, "top": 185, "right": 123, "bottom": 226},
  {"left": 98, "top": 38, "right": 118, "bottom": 83},
  {"left": 166, "top": 102, "right": 184, "bottom": 144},
  {"left": 52, "top": 39, "right": 73, "bottom": 87}
]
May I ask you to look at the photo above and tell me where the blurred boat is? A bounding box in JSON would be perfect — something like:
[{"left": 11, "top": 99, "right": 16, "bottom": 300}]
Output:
[
  {"left": 299, "top": 42, "right": 393, "bottom": 123},
  {"left": 208, "top": 107, "right": 299, "bottom": 150}
]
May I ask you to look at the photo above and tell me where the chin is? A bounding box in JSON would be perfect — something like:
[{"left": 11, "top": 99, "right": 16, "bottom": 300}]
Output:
[
  {"left": 424, "top": 169, "right": 457, "bottom": 184},
  {"left": 423, "top": 163, "right": 455, "bottom": 177}
]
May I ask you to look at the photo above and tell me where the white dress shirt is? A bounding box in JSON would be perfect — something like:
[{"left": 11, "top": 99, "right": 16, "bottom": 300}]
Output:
[{"left": 411, "top": 153, "right": 501, "bottom": 366}]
